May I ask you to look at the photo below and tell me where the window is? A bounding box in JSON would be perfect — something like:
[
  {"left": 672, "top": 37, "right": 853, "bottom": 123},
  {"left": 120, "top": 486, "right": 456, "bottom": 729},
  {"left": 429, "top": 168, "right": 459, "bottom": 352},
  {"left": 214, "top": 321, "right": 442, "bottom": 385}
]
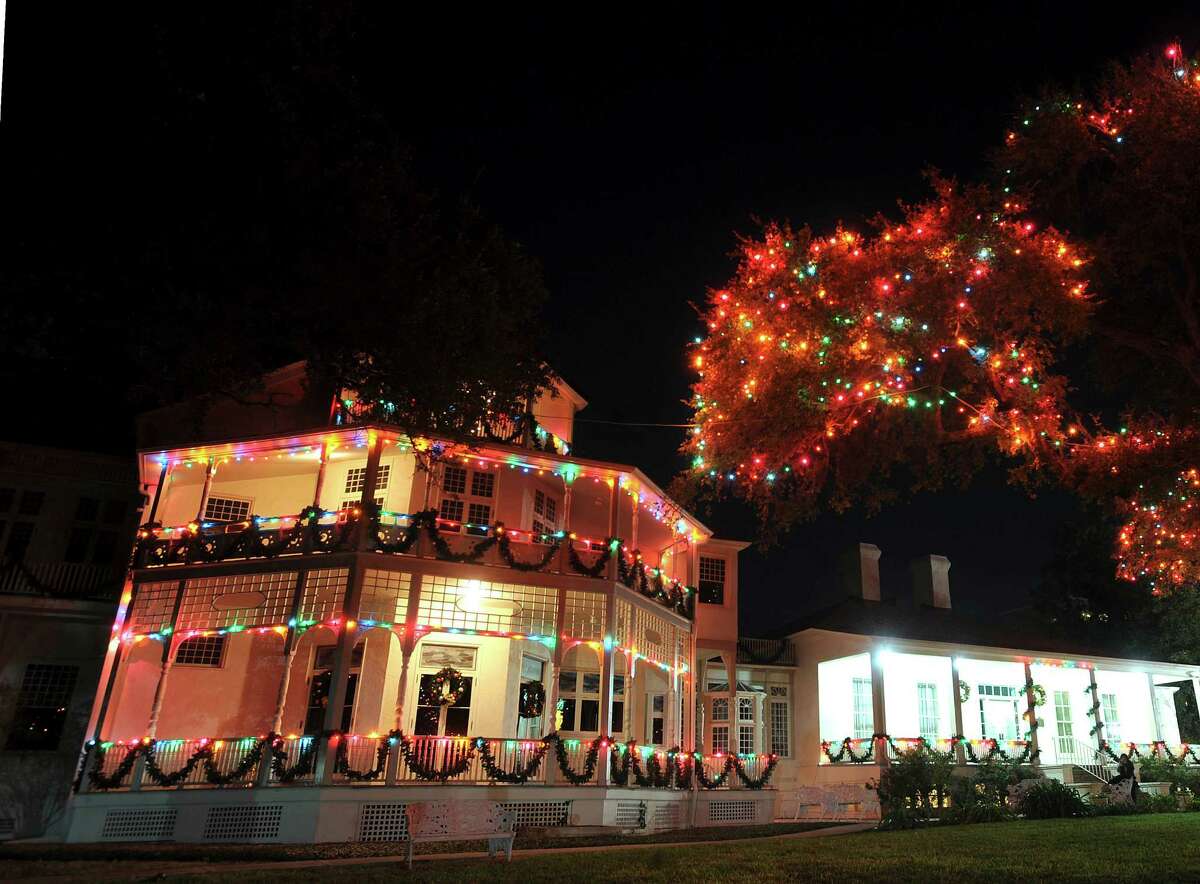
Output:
[
  {"left": 5, "top": 664, "right": 78, "bottom": 750},
  {"left": 712, "top": 697, "right": 729, "bottom": 721},
  {"left": 711, "top": 725, "right": 729, "bottom": 754},
  {"left": 340, "top": 497, "right": 384, "bottom": 513},
  {"left": 613, "top": 675, "right": 625, "bottom": 733},
  {"left": 770, "top": 700, "right": 790, "bottom": 757},
  {"left": 345, "top": 464, "right": 390, "bottom": 496},
  {"left": 203, "top": 496, "right": 252, "bottom": 523},
  {"left": 706, "top": 659, "right": 729, "bottom": 692},
  {"left": 439, "top": 499, "right": 465, "bottom": 523},
  {"left": 557, "top": 669, "right": 601, "bottom": 733},
  {"left": 852, "top": 677, "right": 873, "bottom": 739},
  {"left": 516, "top": 656, "right": 545, "bottom": 738},
  {"left": 175, "top": 635, "right": 227, "bottom": 667},
  {"left": 470, "top": 471, "right": 494, "bottom": 498},
  {"left": 738, "top": 725, "right": 755, "bottom": 755},
  {"left": 737, "top": 696, "right": 754, "bottom": 721},
  {"left": 442, "top": 465, "right": 467, "bottom": 495},
  {"left": 18, "top": 490, "right": 45, "bottom": 517},
  {"left": 1101, "top": 693, "right": 1121, "bottom": 745},
  {"left": 698, "top": 556, "right": 726, "bottom": 605},
  {"left": 533, "top": 489, "right": 560, "bottom": 536},
  {"left": 0, "top": 488, "right": 13, "bottom": 512},
  {"left": 917, "top": 682, "right": 940, "bottom": 742},
  {"left": 467, "top": 502, "right": 492, "bottom": 528},
  {"left": 5, "top": 522, "right": 34, "bottom": 562}
]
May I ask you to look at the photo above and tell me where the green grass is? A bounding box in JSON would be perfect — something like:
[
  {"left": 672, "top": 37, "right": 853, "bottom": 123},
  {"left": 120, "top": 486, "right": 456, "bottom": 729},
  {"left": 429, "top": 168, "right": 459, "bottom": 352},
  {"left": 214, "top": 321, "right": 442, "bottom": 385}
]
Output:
[{"left": 5, "top": 816, "right": 1200, "bottom": 882}]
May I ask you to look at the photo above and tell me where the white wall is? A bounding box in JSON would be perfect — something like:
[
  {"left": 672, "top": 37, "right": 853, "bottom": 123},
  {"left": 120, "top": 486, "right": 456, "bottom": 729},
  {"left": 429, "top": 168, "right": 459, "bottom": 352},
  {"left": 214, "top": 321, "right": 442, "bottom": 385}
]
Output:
[
  {"left": 955, "top": 658, "right": 1026, "bottom": 741},
  {"left": 1030, "top": 664, "right": 1093, "bottom": 763},
  {"left": 817, "top": 653, "right": 872, "bottom": 743},
  {"left": 1095, "top": 669, "right": 1158, "bottom": 747},
  {"left": 881, "top": 651, "right": 954, "bottom": 742}
]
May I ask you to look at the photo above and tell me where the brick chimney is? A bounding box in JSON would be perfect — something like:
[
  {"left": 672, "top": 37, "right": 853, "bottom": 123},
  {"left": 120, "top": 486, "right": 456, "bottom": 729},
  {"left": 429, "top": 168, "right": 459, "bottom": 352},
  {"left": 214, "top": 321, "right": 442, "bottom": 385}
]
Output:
[
  {"left": 842, "top": 543, "right": 882, "bottom": 602},
  {"left": 911, "top": 554, "right": 952, "bottom": 609}
]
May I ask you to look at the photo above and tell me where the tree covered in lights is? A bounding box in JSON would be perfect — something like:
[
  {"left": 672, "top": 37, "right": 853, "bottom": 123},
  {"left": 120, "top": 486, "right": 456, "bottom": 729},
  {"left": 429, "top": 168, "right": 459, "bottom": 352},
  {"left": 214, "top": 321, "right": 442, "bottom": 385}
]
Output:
[{"left": 683, "top": 179, "right": 1092, "bottom": 535}]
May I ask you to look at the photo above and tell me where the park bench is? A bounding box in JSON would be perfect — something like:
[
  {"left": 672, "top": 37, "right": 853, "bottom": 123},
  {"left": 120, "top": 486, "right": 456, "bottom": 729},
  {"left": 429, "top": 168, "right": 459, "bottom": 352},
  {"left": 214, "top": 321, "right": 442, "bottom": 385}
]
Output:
[{"left": 404, "top": 800, "right": 515, "bottom": 869}]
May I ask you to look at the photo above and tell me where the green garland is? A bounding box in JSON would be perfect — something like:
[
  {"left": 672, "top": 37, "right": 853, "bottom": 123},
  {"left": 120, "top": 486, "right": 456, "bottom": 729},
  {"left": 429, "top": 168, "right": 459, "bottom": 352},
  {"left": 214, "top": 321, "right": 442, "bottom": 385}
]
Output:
[
  {"left": 270, "top": 735, "right": 319, "bottom": 783},
  {"left": 476, "top": 737, "right": 548, "bottom": 783},
  {"left": 567, "top": 539, "right": 616, "bottom": 578},
  {"left": 497, "top": 528, "right": 562, "bottom": 572},
  {"left": 87, "top": 742, "right": 143, "bottom": 790},
  {"left": 334, "top": 732, "right": 394, "bottom": 782},
  {"left": 822, "top": 736, "right": 877, "bottom": 764},
  {"left": 550, "top": 734, "right": 604, "bottom": 784},
  {"left": 394, "top": 731, "right": 478, "bottom": 781},
  {"left": 822, "top": 734, "right": 1039, "bottom": 765}
]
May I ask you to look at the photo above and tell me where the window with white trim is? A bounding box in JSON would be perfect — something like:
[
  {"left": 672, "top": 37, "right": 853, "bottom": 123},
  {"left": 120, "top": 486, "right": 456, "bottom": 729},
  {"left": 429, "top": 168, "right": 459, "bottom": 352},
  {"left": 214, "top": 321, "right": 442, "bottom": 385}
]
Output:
[
  {"left": 852, "top": 676, "right": 873, "bottom": 739},
  {"left": 738, "top": 724, "right": 755, "bottom": 755},
  {"left": 438, "top": 498, "right": 465, "bottom": 523},
  {"left": 698, "top": 556, "right": 726, "bottom": 605},
  {"left": 345, "top": 465, "right": 390, "bottom": 495},
  {"left": 770, "top": 700, "right": 790, "bottom": 757},
  {"left": 1101, "top": 693, "right": 1121, "bottom": 744},
  {"left": 175, "top": 635, "right": 227, "bottom": 667},
  {"left": 439, "top": 465, "right": 494, "bottom": 536},
  {"left": 557, "top": 670, "right": 601, "bottom": 733},
  {"left": 203, "top": 496, "right": 251, "bottom": 523},
  {"left": 712, "top": 697, "right": 729, "bottom": 721},
  {"left": 737, "top": 696, "right": 754, "bottom": 721},
  {"left": 532, "top": 489, "right": 561, "bottom": 540},
  {"left": 711, "top": 724, "right": 729, "bottom": 754},
  {"left": 442, "top": 465, "right": 467, "bottom": 495},
  {"left": 470, "top": 471, "right": 494, "bottom": 498},
  {"left": 340, "top": 498, "right": 384, "bottom": 513},
  {"left": 917, "top": 682, "right": 940, "bottom": 742}
]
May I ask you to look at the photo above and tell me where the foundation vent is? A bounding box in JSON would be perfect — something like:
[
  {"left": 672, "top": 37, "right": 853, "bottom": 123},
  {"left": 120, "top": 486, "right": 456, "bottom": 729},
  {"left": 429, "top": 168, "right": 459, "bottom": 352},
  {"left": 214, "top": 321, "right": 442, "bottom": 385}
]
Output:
[
  {"left": 615, "top": 800, "right": 644, "bottom": 828},
  {"left": 101, "top": 808, "right": 177, "bottom": 841},
  {"left": 653, "top": 802, "right": 682, "bottom": 829},
  {"left": 708, "top": 800, "right": 757, "bottom": 823},
  {"left": 499, "top": 801, "right": 570, "bottom": 828},
  {"left": 358, "top": 803, "right": 409, "bottom": 841},
  {"left": 203, "top": 805, "right": 283, "bottom": 841}
]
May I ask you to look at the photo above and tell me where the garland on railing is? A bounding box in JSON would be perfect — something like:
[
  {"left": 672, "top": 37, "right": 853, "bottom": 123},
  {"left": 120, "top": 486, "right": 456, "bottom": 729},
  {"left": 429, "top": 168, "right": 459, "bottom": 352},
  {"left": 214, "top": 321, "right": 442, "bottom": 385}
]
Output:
[
  {"left": 693, "top": 753, "right": 733, "bottom": 789},
  {"left": 684, "top": 752, "right": 779, "bottom": 790},
  {"left": 87, "top": 741, "right": 143, "bottom": 790},
  {"left": 673, "top": 752, "right": 694, "bottom": 790},
  {"left": 270, "top": 735, "right": 319, "bottom": 783},
  {"left": 821, "top": 734, "right": 1039, "bottom": 765},
  {"left": 476, "top": 737, "right": 549, "bottom": 783},
  {"left": 550, "top": 733, "right": 604, "bottom": 785},
  {"left": 497, "top": 527, "right": 562, "bottom": 572},
  {"left": 567, "top": 540, "right": 616, "bottom": 579},
  {"left": 334, "top": 732, "right": 395, "bottom": 782},
  {"left": 393, "top": 731, "right": 478, "bottom": 781},
  {"left": 204, "top": 737, "right": 271, "bottom": 785},
  {"left": 143, "top": 741, "right": 212, "bottom": 787}
]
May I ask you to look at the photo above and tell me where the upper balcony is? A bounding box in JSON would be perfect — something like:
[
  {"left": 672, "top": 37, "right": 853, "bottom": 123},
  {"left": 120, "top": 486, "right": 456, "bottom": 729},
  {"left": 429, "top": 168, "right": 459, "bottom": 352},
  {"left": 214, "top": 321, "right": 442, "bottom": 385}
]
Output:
[{"left": 133, "top": 425, "right": 721, "bottom": 621}]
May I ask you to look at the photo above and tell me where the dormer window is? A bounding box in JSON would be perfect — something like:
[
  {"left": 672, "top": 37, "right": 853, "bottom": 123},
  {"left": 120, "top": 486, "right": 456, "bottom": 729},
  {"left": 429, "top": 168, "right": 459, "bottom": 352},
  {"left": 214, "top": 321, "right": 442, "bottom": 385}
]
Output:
[{"left": 699, "top": 556, "right": 726, "bottom": 605}]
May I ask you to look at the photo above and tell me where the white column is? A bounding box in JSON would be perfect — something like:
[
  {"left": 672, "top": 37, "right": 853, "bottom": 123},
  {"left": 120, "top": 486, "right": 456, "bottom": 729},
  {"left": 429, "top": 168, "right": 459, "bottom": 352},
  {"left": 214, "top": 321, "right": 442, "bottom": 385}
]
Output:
[
  {"left": 1147, "top": 672, "right": 1165, "bottom": 744},
  {"left": 871, "top": 647, "right": 888, "bottom": 762},
  {"left": 597, "top": 589, "right": 617, "bottom": 785},
  {"left": 1089, "top": 667, "right": 1106, "bottom": 752},
  {"left": 1024, "top": 662, "right": 1041, "bottom": 766},
  {"left": 950, "top": 659, "right": 966, "bottom": 764},
  {"left": 194, "top": 458, "right": 216, "bottom": 522}
]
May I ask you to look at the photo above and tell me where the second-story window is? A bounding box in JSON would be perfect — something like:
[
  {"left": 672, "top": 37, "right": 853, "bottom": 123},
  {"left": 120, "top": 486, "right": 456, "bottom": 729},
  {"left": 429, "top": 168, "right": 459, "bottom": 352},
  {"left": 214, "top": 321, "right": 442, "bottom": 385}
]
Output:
[
  {"left": 345, "top": 464, "right": 390, "bottom": 496},
  {"left": 204, "top": 495, "right": 252, "bottom": 523},
  {"left": 65, "top": 495, "right": 125, "bottom": 565},
  {"left": 439, "top": 465, "right": 494, "bottom": 536},
  {"left": 175, "top": 635, "right": 227, "bottom": 667},
  {"left": 699, "top": 556, "right": 726, "bottom": 604},
  {"left": 531, "top": 488, "right": 561, "bottom": 540}
]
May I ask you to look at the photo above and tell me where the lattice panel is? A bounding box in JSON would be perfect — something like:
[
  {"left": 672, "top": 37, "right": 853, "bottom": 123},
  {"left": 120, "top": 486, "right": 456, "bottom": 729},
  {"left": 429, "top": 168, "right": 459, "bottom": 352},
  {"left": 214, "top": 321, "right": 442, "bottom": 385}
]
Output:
[
  {"left": 358, "top": 803, "right": 408, "bottom": 841},
  {"left": 629, "top": 604, "right": 675, "bottom": 665},
  {"left": 358, "top": 570, "right": 411, "bottom": 624},
  {"left": 299, "top": 568, "right": 349, "bottom": 623},
  {"left": 615, "top": 801, "right": 644, "bottom": 827},
  {"left": 653, "top": 802, "right": 682, "bottom": 829},
  {"left": 708, "top": 800, "right": 757, "bottom": 822},
  {"left": 417, "top": 575, "right": 557, "bottom": 635},
  {"left": 564, "top": 589, "right": 606, "bottom": 640},
  {"left": 101, "top": 808, "right": 177, "bottom": 841},
  {"left": 203, "top": 805, "right": 283, "bottom": 841},
  {"left": 128, "top": 581, "right": 181, "bottom": 634},
  {"left": 176, "top": 571, "right": 297, "bottom": 632},
  {"left": 498, "top": 801, "right": 570, "bottom": 828}
]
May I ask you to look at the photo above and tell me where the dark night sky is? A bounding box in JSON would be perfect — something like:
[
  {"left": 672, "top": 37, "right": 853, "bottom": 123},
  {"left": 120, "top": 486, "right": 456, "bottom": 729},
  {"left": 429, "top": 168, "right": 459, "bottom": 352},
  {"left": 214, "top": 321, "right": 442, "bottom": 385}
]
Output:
[{"left": 3, "top": 5, "right": 1198, "bottom": 634}]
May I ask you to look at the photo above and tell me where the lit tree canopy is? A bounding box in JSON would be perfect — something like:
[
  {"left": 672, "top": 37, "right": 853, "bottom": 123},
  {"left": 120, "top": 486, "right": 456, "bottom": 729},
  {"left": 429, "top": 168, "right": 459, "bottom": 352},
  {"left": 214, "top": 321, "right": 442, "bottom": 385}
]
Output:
[{"left": 684, "top": 181, "right": 1091, "bottom": 530}]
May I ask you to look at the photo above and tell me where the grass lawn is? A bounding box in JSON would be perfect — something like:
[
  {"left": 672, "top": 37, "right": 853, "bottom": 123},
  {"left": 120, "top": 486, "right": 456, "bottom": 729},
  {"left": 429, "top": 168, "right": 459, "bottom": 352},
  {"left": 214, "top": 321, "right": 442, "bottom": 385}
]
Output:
[{"left": 4, "top": 815, "right": 1199, "bottom": 882}]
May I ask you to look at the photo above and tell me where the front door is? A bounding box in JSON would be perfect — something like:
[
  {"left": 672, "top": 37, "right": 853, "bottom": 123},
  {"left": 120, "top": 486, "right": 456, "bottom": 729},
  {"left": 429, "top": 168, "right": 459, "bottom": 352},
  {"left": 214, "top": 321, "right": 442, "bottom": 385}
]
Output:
[
  {"left": 414, "top": 673, "right": 474, "bottom": 736},
  {"left": 1053, "top": 690, "right": 1076, "bottom": 759},
  {"left": 645, "top": 693, "right": 665, "bottom": 745}
]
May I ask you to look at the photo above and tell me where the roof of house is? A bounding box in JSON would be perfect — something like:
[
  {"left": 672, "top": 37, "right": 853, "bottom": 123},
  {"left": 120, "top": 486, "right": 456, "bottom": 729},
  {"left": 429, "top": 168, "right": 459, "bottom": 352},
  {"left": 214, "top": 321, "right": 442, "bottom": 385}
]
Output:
[{"left": 771, "top": 596, "right": 1152, "bottom": 662}]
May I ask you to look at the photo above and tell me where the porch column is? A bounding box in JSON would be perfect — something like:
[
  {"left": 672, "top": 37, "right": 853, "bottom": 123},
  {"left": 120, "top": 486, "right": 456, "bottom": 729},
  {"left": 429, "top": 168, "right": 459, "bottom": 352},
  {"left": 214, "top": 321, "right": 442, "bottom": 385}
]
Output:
[
  {"left": 665, "top": 630, "right": 680, "bottom": 747},
  {"left": 545, "top": 587, "right": 568, "bottom": 739},
  {"left": 556, "top": 481, "right": 574, "bottom": 574},
  {"left": 630, "top": 492, "right": 639, "bottom": 554},
  {"left": 950, "top": 659, "right": 966, "bottom": 764},
  {"left": 683, "top": 633, "right": 697, "bottom": 750},
  {"left": 1023, "top": 662, "right": 1041, "bottom": 766},
  {"left": 1147, "top": 672, "right": 1165, "bottom": 743},
  {"left": 1089, "top": 667, "right": 1106, "bottom": 752},
  {"left": 870, "top": 647, "right": 888, "bottom": 763},
  {"left": 356, "top": 432, "right": 384, "bottom": 550},
  {"left": 194, "top": 458, "right": 216, "bottom": 522},
  {"left": 145, "top": 460, "right": 171, "bottom": 525},
  {"left": 312, "top": 441, "right": 330, "bottom": 508},
  {"left": 314, "top": 562, "right": 368, "bottom": 784},
  {"left": 144, "top": 579, "right": 187, "bottom": 739},
  {"left": 597, "top": 588, "right": 617, "bottom": 785},
  {"left": 269, "top": 572, "right": 310, "bottom": 736},
  {"left": 606, "top": 476, "right": 620, "bottom": 581},
  {"left": 385, "top": 573, "right": 423, "bottom": 784}
]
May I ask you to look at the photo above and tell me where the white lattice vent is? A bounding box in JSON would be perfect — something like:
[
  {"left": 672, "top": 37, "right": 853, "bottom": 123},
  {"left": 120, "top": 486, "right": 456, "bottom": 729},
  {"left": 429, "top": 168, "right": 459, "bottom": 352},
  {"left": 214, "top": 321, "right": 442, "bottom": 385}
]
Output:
[
  {"left": 498, "top": 801, "right": 570, "bottom": 828},
  {"left": 0, "top": 817, "right": 15, "bottom": 840},
  {"left": 203, "top": 805, "right": 283, "bottom": 841},
  {"left": 358, "top": 803, "right": 409, "bottom": 841},
  {"left": 101, "top": 808, "right": 177, "bottom": 841},
  {"left": 708, "top": 800, "right": 757, "bottom": 823},
  {"left": 615, "top": 801, "right": 644, "bottom": 828},
  {"left": 653, "top": 802, "right": 682, "bottom": 829}
]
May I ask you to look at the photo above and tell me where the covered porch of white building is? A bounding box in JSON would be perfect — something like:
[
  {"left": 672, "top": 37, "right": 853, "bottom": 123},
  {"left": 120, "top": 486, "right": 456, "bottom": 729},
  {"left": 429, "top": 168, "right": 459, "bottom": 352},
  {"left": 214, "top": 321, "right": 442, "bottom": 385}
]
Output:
[{"left": 811, "top": 637, "right": 1200, "bottom": 780}]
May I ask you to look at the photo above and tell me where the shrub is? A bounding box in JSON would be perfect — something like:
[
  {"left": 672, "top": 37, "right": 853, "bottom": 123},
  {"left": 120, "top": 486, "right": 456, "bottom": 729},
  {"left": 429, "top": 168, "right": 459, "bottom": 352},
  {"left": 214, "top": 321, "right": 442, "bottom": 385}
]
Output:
[{"left": 1013, "top": 778, "right": 1091, "bottom": 819}]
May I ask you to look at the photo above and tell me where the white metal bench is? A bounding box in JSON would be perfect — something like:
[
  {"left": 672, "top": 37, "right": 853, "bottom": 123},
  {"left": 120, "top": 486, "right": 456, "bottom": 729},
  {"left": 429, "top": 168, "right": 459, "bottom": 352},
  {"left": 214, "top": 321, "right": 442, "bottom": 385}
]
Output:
[{"left": 404, "top": 800, "right": 515, "bottom": 869}]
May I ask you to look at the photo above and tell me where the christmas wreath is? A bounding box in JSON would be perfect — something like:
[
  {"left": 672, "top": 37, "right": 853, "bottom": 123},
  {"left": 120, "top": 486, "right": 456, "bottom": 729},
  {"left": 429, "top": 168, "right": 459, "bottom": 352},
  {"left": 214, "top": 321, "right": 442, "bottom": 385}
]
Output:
[
  {"left": 959, "top": 682, "right": 971, "bottom": 705},
  {"left": 1026, "top": 682, "right": 1047, "bottom": 707},
  {"left": 519, "top": 681, "right": 546, "bottom": 719},
  {"left": 427, "top": 666, "right": 467, "bottom": 706}
]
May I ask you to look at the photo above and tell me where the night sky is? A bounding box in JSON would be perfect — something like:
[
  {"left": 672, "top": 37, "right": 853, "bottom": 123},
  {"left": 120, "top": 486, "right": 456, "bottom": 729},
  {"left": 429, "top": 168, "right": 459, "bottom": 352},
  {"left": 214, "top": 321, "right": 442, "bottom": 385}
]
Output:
[{"left": 4, "top": 5, "right": 1198, "bottom": 634}]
